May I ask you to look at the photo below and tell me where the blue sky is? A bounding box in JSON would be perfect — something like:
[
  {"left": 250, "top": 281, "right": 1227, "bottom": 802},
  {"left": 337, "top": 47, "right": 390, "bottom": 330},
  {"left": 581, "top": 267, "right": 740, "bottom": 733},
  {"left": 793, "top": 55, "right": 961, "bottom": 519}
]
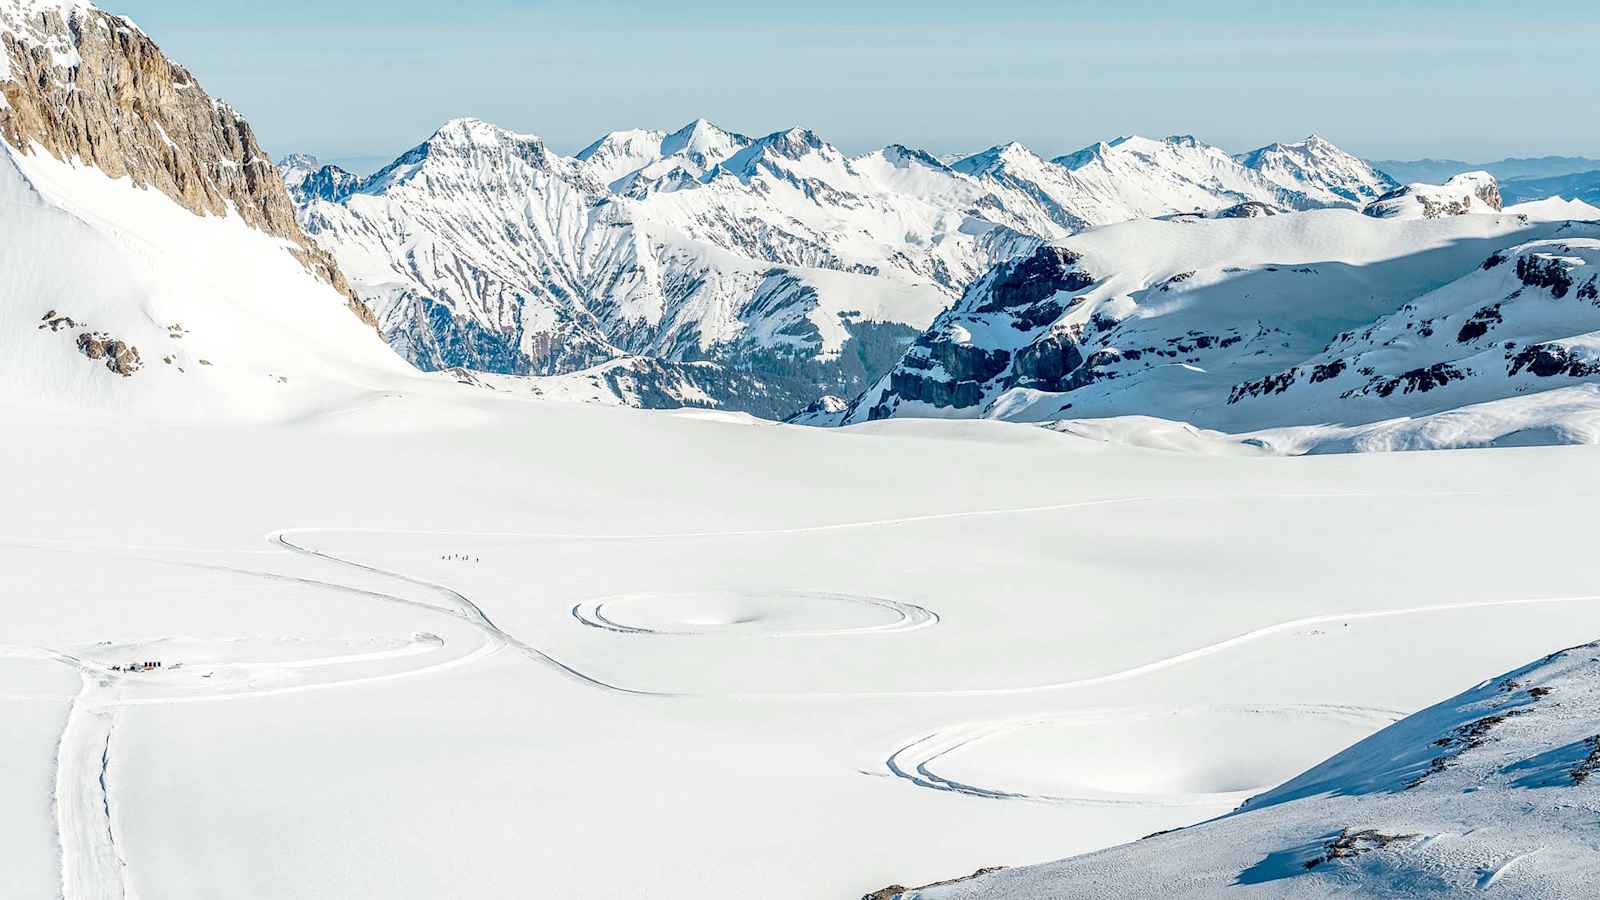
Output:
[{"left": 117, "top": 0, "right": 1600, "bottom": 172}]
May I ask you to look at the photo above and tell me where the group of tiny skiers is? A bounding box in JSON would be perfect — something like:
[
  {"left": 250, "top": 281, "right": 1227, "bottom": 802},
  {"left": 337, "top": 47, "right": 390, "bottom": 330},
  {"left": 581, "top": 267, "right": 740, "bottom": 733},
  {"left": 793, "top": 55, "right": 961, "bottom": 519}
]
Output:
[{"left": 109, "top": 660, "right": 163, "bottom": 673}]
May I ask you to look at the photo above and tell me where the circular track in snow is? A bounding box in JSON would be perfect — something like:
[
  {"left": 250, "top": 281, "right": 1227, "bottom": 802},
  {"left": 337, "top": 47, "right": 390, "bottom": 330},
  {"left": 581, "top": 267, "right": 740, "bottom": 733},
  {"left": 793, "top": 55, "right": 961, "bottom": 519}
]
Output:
[{"left": 571, "top": 590, "right": 938, "bottom": 637}]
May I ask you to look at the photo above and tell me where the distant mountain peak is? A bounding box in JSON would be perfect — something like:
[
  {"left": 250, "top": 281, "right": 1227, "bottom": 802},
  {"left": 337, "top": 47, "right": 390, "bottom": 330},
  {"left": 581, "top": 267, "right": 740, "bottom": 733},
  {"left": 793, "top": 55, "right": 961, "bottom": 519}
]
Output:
[
  {"left": 875, "top": 144, "right": 949, "bottom": 170},
  {"left": 1237, "top": 133, "right": 1397, "bottom": 207},
  {"left": 951, "top": 141, "right": 1048, "bottom": 176},
  {"left": 428, "top": 117, "right": 542, "bottom": 149},
  {"left": 660, "top": 117, "right": 749, "bottom": 164},
  {"left": 762, "top": 126, "right": 828, "bottom": 155}
]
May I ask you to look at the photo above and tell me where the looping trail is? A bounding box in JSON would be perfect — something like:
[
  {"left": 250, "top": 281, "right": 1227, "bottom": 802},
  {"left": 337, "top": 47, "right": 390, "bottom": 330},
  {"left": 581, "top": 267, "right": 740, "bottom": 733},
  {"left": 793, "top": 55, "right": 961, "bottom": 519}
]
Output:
[{"left": 570, "top": 590, "right": 938, "bottom": 637}]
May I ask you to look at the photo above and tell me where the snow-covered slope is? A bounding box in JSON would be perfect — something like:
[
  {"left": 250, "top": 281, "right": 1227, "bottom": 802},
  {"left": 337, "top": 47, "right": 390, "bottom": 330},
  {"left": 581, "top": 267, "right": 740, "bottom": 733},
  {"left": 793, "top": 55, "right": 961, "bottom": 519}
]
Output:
[
  {"left": 0, "top": 0, "right": 407, "bottom": 420},
  {"left": 1223, "top": 228, "right": 1600, "bottom": 433},
  {"left": 903, "top": 640, "right": 1600, "bottom": 899},
  {"left": 287, "top": 122, "right": 1388, "bottom": 418},
  {"left": 842, "top": 198, "right": 1600, "bottom": 450}
]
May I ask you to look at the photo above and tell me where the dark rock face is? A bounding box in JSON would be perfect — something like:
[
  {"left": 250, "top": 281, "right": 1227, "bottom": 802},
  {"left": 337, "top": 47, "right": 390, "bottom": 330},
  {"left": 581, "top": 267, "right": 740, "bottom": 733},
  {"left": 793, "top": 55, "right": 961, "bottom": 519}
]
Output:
[
  {"left": 1010, "top": 330, "right": 1085, "bottom": 391},
  {"left": 876, "top": 334, "right": 1012, "bottom": 414},
  {"left": 1368, "top": 363, "right": 1467, "bottom": 398},
  {"left": 1508, "top": 343, "right": 1600, "bottom": 379},
  {"left": 1515, "top": 255, "right": 1575, "bottom": 298},
  {"left": 1215, "top": 201, "right": 1282, "bottom": 218},
  {"left": 1010, "top": 299, "right": 1065, "bottom": 331},
  {"left": 1229, "top": 367, "right": 1299, "bottom": 403},
  {"left": 1310, "top": 359, "right": 1347, "bottom": 383},
  {"left": 0, "top": 3, "right": 373, "bottom": 327},
  {"left": 864, "top": 244, "right": 1099, "bottom": 418},
  {"left": 1456, "top": 305, "right": 1504, "bottom": 342},
  {"left": 972, "top": 246, "right": 1094, "bottom": 313}
]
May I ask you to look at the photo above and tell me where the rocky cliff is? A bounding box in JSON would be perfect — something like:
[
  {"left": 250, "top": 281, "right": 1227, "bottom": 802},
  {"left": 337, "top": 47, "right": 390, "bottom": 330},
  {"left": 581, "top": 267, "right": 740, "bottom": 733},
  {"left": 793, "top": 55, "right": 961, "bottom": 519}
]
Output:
[{"left": 0, "top": 0, "right": 374, "bottom": 326}]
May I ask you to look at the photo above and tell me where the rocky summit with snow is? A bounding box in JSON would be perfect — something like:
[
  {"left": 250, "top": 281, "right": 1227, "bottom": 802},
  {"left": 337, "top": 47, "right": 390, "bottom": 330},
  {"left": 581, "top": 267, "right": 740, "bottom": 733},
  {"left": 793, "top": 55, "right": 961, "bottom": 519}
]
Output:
[
  {"left": 278, "top": 122, "right": 1407, "bottom": 418},
  {"left": 1, "top": 0, "right": 401, "bottom": 420},
  {"left": 1364, "top": 171, "right": 1504, "bottom": 220}
]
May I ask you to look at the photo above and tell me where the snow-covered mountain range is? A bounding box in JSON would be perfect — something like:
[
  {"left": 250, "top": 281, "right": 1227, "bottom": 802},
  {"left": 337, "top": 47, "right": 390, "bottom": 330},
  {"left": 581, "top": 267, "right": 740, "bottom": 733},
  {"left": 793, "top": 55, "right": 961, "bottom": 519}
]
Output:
[
  {"left": 279, "top": 123, "right": 1395, "bottom": 416},
  {"left": 892, "top": 639, "right": 1600, "bottom": 899}
]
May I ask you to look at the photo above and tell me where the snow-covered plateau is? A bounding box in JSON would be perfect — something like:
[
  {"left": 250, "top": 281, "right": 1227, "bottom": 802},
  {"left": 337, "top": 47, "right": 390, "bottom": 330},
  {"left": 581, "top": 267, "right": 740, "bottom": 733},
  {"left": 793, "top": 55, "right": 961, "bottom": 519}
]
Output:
[{"left": 5, "top": 2, "right": 1600, "bottom": 899}]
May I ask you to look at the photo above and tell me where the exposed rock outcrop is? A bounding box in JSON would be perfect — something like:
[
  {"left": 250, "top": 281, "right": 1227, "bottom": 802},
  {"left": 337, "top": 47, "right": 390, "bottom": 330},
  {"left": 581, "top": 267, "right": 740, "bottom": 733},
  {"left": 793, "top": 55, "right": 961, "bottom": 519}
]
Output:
[
  {"left": 864, "top": 245, "right": 1098, "bottom": 418},
  {"left": 75, "top": 330, "right": 140, "bottom": 375},
  {"left": 1215, "top": 200, "right": 1282, "bottom": 218},
  {"left": 0, "top": 0, "right": 374, "bottom": 327},
  {"left": 1363, "top": 171, "right": 1503, "bottom": 220}
]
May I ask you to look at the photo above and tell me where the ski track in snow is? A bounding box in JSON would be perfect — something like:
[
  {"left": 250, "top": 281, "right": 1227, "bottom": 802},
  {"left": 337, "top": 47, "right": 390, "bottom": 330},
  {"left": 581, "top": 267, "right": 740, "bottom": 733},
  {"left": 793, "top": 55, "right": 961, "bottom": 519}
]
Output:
[
  {"left": 884, "top": 704, "right": 1404, "bottom": 809},
  {"left": 9, "top": 486, "right": 1595, "bottom": 896},
  {"left": 54, "top": 676, "right": 129, "bottom": 900},
  {"left": 570, "top": 590, "right": 939, "bottom": 637}
]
